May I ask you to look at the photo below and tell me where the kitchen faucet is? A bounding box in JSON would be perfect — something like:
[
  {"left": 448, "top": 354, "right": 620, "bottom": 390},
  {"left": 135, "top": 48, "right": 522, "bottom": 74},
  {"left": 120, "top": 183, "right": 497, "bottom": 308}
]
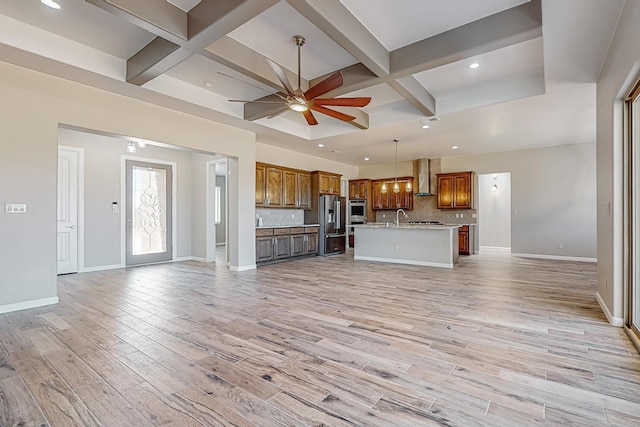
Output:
[{"left": 395, "top": 208, "right": 407, "bottom": 226}]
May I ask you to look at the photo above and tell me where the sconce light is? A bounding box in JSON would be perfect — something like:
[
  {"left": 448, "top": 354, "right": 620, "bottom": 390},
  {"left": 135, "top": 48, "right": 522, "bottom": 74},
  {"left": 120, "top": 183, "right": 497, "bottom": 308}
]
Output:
[
  {"left": 127, "top": 141, "right": 137, "bottom": 153},
  {"left": 492, "top": 184, "right": 498, "bottom": 192}
]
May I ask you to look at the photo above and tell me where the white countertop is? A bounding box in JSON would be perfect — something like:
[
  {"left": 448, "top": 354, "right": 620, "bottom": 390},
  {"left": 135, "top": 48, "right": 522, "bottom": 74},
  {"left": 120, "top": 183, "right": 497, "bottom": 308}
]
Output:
[{"left": 354, "top": 223, "right": 461, "bottom": 230}]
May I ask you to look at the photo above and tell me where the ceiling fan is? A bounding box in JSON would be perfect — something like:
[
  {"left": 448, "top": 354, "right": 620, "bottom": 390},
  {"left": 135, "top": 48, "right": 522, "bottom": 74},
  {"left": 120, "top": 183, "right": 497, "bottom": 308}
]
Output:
[{"left": 229, "top": 35, "right": 371, "bottom": 126}]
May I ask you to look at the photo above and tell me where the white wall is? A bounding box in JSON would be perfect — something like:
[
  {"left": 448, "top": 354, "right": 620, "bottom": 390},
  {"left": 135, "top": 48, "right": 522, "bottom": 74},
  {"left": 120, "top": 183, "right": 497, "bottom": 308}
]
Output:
[
  {"left": 478, "top": 173, "right": 511, "bottom": 248},
  {"left": 596, "top": 0, "right": 640, "bottom": 325},
  {"left": 256, "top": 142, "right": 358, "bottom": 178},
  {"left": 442, "top": 143, "right": 596, "bottom": 260},
  {"left": 0, "top": 61, "right": 256, "bottom": 312},
  {"left": 358, "top": 161, "right": 413, "bottom": 180}
]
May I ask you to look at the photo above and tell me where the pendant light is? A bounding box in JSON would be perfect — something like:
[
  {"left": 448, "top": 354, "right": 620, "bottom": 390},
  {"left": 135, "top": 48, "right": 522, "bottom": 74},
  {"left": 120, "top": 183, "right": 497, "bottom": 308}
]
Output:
[{"left": 393, "top": 139, "right": 400, "bottom": 194}]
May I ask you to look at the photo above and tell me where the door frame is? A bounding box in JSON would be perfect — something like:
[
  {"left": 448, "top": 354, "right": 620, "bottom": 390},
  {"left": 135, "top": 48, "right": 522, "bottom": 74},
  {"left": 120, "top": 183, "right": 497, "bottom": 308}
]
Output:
[
  {"left": 206, "top": 158, "right": 228, "bottom": 263},
  {"left": 57, "top": 145, "right": 85, "bottom": 273},
  {"left": 120, "top": 155, "right": 177, "bottom": 266}
]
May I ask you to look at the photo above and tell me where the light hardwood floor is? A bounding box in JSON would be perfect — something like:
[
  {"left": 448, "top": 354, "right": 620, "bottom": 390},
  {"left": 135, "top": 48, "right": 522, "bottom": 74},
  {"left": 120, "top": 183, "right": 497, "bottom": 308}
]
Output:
[{"left": 1, "top": 249, "right": 639, "bottom": 426}]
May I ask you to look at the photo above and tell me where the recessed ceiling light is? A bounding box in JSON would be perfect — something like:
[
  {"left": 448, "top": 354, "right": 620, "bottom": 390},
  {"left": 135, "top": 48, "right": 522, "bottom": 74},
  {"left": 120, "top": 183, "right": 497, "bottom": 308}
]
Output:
[
  {"left": 318, "top": 144, "right": 324, "bottom": 148},
  {"left": 422, "top": 123, "right": 430, "bottom": 129},
  {"left": 452, "top": 146, "right": 459, "bottom": 150},
  {"left": 204, "top": 81, "right": 212, "bottom": 88},
  {"left": 364, "top": 157, "right": 369, "bottom": 161},
  {"left": 41, "top": 0, "right": 61, "bottom": 9},
  {"left": 470, "top": 62, "right": 479, "bottom": 69}
]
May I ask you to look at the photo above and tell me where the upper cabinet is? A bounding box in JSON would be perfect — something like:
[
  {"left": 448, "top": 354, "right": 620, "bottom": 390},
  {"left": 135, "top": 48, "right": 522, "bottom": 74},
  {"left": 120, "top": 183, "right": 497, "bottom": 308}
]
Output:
[
  {"left": 256, "top": 162, "right": 312, "bottom": 209},
  {"left": 313, "top": 171, "right": 341, "bottom": 195},
  {"left": 266, "top": 166, "right": 284, "bottom": 207},
  {"left": 297, "top": 172, "right": 312, "bottom": 209},
  {"left": 436, "top": 171, "right": 474, "bottom": 209},
  {"left": 348, "top": 179, "right": 370, "bottom": 200},
  {"left": 371, "top": 177, "right": 414, "bottom": 210}
]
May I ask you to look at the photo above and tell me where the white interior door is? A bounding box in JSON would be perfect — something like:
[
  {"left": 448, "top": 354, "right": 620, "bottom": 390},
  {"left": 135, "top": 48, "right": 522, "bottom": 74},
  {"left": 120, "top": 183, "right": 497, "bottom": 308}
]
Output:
[{"left": 57, "top": 149, "right": 79, "bottom": 274}]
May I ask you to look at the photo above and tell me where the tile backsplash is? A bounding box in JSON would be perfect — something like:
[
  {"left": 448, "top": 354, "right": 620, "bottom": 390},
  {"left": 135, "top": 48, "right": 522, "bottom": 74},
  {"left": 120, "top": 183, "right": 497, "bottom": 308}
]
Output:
[
  {"left": 256, "top": 208, "right": 305, "bottom": 226},
  {"left": 374, "top": 196, "right": 477, "bottom": 224}
]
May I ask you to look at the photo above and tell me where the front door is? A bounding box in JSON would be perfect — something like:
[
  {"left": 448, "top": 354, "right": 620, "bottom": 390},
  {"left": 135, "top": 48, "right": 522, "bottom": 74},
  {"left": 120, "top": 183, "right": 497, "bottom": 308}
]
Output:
[
  {"left": 57, "top": 148, "right": 79, "bottom": 274},
  {"left": 125, "top": 160, "right": 173, "bottom": 266}
]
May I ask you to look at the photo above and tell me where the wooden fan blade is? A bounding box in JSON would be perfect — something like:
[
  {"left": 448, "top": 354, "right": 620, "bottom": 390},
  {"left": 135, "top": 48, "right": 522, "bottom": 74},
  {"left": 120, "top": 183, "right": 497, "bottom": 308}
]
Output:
[
  {"left": 310, "top": 104, "right": 355, "bottom": 122},
  {"left": 304, "top": 71, "right": 343, "bottom": 100},
  {"left": 303, "top": 109, "right": 318, "bottom": 125},
  {"left": 313, "top": 97, "right": 371, "bottom": 107},
  {"left": 266, "top": 58, "right": 295, "bottom": 96}
]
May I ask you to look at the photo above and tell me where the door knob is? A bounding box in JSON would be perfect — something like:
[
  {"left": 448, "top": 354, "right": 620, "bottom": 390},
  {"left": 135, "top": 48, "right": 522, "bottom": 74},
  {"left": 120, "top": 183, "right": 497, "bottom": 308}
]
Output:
[{"left": 66, "top": 225, "right": 76, "bottom": 229}]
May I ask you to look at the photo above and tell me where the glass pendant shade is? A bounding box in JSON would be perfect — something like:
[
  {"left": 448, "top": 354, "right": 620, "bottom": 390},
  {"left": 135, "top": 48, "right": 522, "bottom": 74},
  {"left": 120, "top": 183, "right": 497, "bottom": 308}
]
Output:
[
  {"left": 405, "top": 179, "right": 412, "bottom": 192},
  {"left": 393, "top": 180, "right": 400, "bottom": 193},
  {"left": 381, "top": 182, "right": 387, "bottom": 193}
]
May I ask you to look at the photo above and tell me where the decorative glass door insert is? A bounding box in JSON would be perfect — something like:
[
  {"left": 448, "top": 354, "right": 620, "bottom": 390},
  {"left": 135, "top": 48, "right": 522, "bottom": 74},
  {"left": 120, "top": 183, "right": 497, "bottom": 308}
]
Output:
[{"left": 126, "top": 160, "right": 172, "bottom": 265}]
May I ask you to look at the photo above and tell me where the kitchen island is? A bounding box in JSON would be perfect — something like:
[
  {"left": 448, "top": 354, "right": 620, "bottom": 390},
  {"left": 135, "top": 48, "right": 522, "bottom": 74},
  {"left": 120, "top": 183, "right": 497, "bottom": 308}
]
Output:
[{"left": 353, "top": 223, "right": 461, "bottom": 268}]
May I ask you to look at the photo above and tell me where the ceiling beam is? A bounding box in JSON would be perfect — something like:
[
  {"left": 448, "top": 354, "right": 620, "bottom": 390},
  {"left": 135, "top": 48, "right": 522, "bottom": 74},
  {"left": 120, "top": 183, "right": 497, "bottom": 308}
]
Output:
[
  {"left": 87, "top": 0, "right": 279, "bottom": 85},
  {"left": 286, "top": 0, "right": 390, "bottom": 77},
  {"left": 389, "top": 0, "right": 543, "bottom": 78},
  {"left": 388, "top": 76, "right": 436, "bottom": 117}
]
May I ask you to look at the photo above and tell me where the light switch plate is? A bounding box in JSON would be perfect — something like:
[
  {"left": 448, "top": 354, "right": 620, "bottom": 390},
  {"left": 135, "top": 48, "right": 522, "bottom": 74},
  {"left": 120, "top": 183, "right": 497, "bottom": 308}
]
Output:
[{"left": 5, "top": 203, "right": 27, "bottom": 214}]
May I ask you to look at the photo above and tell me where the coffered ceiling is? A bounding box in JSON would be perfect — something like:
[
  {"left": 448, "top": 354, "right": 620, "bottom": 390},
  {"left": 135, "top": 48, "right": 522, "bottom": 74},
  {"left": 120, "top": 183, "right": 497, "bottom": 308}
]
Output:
[{"left": 0, "top": 0, "right": 625, "bottom": 166}]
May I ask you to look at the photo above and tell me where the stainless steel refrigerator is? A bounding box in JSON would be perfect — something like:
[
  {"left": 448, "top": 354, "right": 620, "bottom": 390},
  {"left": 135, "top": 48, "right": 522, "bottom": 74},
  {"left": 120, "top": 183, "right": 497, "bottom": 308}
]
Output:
[{"left": 309, "top": 195, "right": 346, "bottom": 256}]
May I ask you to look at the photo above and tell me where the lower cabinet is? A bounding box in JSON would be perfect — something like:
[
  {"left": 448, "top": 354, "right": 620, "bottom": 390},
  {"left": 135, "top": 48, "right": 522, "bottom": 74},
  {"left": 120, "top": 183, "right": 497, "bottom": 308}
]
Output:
[
  {"left": 256, "top": 229, "right": 275, "bottom": 263},
  {"left": 256, "top": 226, "right": 319, "bottom": 265},
  {"left": 458, "top": 225, "right": 470, "bottom": 255}
]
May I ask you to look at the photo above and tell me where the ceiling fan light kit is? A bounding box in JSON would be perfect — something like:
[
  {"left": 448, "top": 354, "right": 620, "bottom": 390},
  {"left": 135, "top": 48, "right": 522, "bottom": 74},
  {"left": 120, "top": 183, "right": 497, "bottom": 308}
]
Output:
[{"left": 230, "top": 35, "right": 371, "bottom": 126}]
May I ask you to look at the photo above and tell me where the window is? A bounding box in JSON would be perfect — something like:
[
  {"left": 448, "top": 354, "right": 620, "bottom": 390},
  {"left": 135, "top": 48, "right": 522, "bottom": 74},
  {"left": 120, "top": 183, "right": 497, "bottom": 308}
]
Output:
[
  {"left": 214, "top": 186, "right": 221, "bottom": 224},
  {"left": 626, "top": 75, "right": 640, "bottom": 345}
]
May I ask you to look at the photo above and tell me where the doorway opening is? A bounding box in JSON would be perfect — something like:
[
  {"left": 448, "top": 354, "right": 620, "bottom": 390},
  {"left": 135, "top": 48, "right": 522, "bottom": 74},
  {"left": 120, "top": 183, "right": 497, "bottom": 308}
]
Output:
[
  {"left": 206, "top": 159, "right": 228, "bottom": 264},
  {"left": 477, "top": 172, "right": 512, "bottom": 251}
]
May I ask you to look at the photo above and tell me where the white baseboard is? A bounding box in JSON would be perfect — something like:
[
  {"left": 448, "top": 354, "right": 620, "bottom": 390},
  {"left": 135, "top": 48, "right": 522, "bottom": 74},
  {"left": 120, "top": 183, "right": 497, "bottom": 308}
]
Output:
[
  {"left": 0, "top": 296, "right": 59, "bottom": 314},
  {"left": 230, "top": 264, "right": 257, "bottom": 272},
  {"left": 595, "top": 291, "right": 624, "bottom": 327},
  {"left": 511, "top": 253, "right": 597, "bottom": 263},
  {"left": 80, "top": 264, "right": 123, "bottom": 273},
  {"left": 189, "top": 257, "right": 207, "bottom": 262}
]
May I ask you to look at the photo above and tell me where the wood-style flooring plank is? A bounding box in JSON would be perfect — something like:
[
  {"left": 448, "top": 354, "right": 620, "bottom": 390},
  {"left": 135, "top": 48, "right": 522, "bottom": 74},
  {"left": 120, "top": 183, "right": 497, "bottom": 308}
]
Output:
[{"left": 1, "top": 249, "right": 638, "bottom": 426}]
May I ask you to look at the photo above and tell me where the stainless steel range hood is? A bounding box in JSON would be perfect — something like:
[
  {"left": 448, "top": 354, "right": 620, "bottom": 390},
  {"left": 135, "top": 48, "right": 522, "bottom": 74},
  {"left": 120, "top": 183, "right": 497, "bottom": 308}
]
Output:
[{"left": 412, "top": 158, "right": 440, "bottom": 196}]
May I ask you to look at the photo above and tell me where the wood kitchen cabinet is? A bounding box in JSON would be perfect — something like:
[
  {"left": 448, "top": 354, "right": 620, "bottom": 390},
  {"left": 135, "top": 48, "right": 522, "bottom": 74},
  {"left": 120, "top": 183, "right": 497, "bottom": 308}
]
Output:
[
  {"left": 256, "top": 163, "right": 311, "bottom": 209},
  {"left": 348, "top": 179, "right": 370, "bottom": 200},
  {"left": 256, "top": 228, "right": 274, "bottom": 262},
  {"left": 458, "top": 225, "right": 470, "bottom": 255},
  {"left": 314, "top": 171, "right": 341, "bottom": 195},
  {"left": 273, "top": 229, "right": 291, "bottom": 259},
  {"left": 305, "top": 227, "right": 318, "bottom": 255},
  {"left": 283, "top": 170, "right": 297, "bottom": 208},
  {"left": 371, "top": 177, "right": 414, "bottom": 210},
  {"left": 437, "top": 171, "right": 474, "bottom": 209},
  {"left": 256, "top": 226, "right": 318, "bottom": 265},
  {"left": 297, "top": 172, "right": 312, "bottom": 209}
]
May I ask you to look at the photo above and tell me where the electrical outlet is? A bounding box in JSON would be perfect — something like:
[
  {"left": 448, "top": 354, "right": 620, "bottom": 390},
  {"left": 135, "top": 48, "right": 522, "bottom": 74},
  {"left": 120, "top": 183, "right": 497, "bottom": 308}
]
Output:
[{"left": 558, "top": 243, "right": 563, "bottom": 249}]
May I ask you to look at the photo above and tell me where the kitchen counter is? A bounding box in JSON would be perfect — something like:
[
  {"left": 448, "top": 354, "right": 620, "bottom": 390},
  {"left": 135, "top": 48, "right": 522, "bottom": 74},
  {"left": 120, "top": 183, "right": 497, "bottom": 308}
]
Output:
[
  {"left": 353, "top": 223, "right": 460, "bottom": 268},
  {"left": 256, "top": 224, "right": 319, "bottom": 229}
]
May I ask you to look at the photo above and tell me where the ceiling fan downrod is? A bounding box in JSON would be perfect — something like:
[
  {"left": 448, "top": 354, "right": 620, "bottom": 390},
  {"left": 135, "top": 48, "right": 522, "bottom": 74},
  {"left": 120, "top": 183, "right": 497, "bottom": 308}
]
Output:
[{"left": 293, "top": 35, "right": 305, "bottom": 91}]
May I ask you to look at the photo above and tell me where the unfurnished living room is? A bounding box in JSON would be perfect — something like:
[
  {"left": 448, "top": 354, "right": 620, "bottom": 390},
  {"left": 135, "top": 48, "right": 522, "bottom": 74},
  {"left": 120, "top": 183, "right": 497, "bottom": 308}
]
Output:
[{"left": 2, "top": 0, "right": 640, "bottom": 426}]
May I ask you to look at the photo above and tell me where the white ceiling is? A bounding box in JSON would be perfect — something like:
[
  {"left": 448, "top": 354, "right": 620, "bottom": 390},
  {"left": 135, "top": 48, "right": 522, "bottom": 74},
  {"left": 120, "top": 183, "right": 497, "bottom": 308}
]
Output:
[{"left": 0, "top": 0, "right": 625, "bottom": 166}]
